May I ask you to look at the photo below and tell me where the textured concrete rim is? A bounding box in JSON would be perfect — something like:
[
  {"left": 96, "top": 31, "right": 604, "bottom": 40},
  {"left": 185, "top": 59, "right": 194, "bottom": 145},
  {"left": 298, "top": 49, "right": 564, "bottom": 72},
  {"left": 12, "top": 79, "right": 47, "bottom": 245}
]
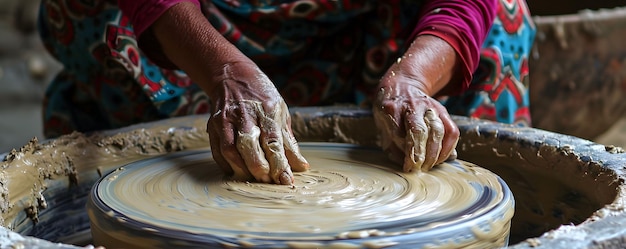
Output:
[
  {"left": 0, "top": 106, "right": 625, "bottom": 248},
  {"left": 451, "top": 117, "right": 626, "bottom": 249}
]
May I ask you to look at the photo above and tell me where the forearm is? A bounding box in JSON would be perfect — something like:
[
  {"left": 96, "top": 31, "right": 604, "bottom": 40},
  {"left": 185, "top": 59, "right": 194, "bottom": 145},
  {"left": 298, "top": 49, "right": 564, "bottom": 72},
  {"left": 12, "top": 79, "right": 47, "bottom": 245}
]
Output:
[
  {"left": 406, "top": 0, "right": 498, "bottom": 95},
  {"left": 149, "top": 2, "right": 251, "bottom": 93},
  {"left": 381, "top": 35, "right": 460, "bottom": 97}
]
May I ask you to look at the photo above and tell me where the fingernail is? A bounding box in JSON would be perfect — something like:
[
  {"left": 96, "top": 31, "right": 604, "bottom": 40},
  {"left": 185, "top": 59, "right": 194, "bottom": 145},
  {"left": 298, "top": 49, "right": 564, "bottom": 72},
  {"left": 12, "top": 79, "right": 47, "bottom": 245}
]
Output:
[{"left": 279, "top": 171, "right": 293, "bottom": 185}]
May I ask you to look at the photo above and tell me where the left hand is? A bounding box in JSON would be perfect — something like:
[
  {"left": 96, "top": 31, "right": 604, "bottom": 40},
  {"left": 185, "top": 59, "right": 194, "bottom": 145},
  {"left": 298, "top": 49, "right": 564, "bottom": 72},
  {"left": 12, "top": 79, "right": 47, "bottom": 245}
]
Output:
[{"left": 373, "top": 71, "right": 459, "bottom": 173}]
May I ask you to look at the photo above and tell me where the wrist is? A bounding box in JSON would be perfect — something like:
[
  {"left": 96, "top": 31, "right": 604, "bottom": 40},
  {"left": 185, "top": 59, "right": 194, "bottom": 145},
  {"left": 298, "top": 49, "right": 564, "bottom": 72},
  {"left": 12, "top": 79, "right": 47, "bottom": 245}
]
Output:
[{"left": 379, "top": 47, "right": 435, "bottom": 97}]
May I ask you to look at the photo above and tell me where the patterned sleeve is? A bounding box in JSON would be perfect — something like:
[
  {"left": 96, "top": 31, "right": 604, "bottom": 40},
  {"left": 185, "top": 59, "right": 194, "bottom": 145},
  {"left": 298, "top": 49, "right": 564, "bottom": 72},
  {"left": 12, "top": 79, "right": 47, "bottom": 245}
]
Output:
[
  {"left": 117, "top": 0, "right": 201, "bottom": 69},
  {"left": 118, "top": 0, "right": 201, "bottom": 37},
  {"left": 411, "top": 0, "right": 498, "bottom": 92}
]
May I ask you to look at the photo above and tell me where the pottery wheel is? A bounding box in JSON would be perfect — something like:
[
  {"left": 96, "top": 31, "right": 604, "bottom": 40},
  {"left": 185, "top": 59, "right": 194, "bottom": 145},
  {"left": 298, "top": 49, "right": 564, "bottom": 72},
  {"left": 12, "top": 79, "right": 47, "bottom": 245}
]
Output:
[{"left": 87, "top": 143, "right": 514, "bottom": 248}]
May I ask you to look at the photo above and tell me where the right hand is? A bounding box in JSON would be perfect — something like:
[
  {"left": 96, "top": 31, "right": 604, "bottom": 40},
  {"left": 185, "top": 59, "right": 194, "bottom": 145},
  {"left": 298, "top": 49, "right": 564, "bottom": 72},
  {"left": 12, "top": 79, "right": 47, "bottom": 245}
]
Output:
[
  {"left": 205, "top": 61, "right": 310, "bottom": 185},
  {"left": 147, "top": 2, "right": 308, "bottom": 184},
  {"left": 373, "top": 83, "right": 459, "bottom": 173}
]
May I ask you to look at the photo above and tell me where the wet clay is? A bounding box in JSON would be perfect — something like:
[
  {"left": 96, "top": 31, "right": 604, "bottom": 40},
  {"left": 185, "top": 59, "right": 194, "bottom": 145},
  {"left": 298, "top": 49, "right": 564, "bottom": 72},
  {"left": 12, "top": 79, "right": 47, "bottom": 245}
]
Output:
[
  {"left": 1, "top": 110, "right": 623, "bottom": 248},
  {"left": 87, "top": 144, "right": 513, "bottom": 248},
  {"left": 0, "top": 117, "right": 211, "bottom": 231}
]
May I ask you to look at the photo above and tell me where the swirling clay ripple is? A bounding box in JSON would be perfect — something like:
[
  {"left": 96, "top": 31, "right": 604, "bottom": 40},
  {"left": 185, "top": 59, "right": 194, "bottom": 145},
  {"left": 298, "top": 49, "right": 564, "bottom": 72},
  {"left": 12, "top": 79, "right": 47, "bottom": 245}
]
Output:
[{"left": 88, "top": 143, "right": 514, "bottom": 248}]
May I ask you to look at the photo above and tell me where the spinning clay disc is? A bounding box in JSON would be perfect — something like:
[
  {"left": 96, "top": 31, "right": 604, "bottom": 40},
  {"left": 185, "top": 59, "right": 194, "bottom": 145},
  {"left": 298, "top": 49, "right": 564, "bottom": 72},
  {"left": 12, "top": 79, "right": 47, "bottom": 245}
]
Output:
[{"left": 87, "top": 143, "right": 514, "bottom": 248}]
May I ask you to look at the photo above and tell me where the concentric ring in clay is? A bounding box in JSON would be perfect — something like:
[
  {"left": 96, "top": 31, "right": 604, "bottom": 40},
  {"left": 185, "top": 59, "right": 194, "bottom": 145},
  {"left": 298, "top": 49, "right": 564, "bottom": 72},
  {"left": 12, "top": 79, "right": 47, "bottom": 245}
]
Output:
[{"left": 87, "top": 143, "right": 514, "bottom": 248}]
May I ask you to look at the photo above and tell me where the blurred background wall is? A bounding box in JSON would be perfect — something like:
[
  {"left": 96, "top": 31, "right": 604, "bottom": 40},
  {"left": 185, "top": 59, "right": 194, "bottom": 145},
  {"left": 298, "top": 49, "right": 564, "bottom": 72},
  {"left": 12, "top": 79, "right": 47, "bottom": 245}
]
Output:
[{"left": 0, "top": 0, "right": 61, "bottom": 152}]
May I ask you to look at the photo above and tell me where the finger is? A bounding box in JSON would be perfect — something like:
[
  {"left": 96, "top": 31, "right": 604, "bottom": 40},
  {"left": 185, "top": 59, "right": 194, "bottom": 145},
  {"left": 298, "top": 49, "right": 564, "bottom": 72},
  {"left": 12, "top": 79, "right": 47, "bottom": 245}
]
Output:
[
  {"left": 259, "top": 110, "right": 294, "bottom": 185},
  {"left": 373, "top": 107, "right": 402, "bottom": 151},
  {"left": 236, "top": 126, "right": 272, "bottom": 183},
  {"left": 207, "top": 121, "right": 233, "bottom": 176},
  {"left": 279, "top": 102, "right": 309, "bottom": 172},
  {"left": 230, "top": 101, "right": 268, "bottom": 182},
  {"left": 421, "top": 109, "right": 444, "bottom": 171},
  {"left": 282, "top": 128, "right": 310, "bottom": 172},
  {"left": 263, "top": 137, "right": 294, "bottom": 185},
  {"left": 219, "top": 120, "right": 254, "bottom": 181},
  {"left": 436, "top": 113, "right": 460, "bottom": 165},
  {"left": 403, "top": 110, "right": 428, "bottom": 172},
  {"left": 373, "top": 106, "right": 406, "bottom": 168}
]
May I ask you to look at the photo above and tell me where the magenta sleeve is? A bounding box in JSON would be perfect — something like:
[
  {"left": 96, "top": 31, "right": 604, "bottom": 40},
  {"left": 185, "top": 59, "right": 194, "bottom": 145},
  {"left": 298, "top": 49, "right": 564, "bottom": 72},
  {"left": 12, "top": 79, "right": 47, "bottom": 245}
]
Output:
[
  {"left": 411, "top": 0, "right": 498, "bottom": 93},
  {"left": 118, "top": 0, "right": 201, "bottom": 38}
]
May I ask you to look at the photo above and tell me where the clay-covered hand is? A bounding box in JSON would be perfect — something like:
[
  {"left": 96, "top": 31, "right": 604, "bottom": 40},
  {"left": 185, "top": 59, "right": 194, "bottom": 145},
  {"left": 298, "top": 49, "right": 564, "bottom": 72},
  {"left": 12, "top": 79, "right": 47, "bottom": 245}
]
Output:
[
  {"left": 147, "top": 2, "right": 308, "bottom": 184},
  {"left": 206, "top": 61, "right": 309, "bottom": 185},
  {"left": 373, "top": 74, "right": 459, "bottom": 172}
]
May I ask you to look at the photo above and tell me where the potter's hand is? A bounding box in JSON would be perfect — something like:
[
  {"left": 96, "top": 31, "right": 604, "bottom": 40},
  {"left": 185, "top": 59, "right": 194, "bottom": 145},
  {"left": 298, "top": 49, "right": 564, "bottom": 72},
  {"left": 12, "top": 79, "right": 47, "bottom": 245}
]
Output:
[
  {"left": 373, "top": 77, "right": 459, "bottom": 172},
  {"left": 148, "top": 3, "right": 307, "bottom": 184},
  {"left": 206, "top": 62, "right": 309, "bottom": 185}
]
